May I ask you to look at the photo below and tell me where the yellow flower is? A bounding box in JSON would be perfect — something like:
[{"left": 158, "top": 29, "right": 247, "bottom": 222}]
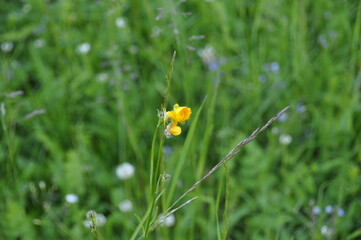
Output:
[
  {"left": 164, "top": 104, "right": 192, "bottom": 138},
  {"left": 168, "top": 123, "right": 181, "bottom": 136},
  {"left": 167, "top": 104, "right": 192, "bottom": 124}
]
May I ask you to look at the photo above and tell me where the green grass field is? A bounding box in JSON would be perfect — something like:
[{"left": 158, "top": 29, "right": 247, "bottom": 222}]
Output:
[{"left": 1, "top": 0, "right": 361, "bottom": 239}]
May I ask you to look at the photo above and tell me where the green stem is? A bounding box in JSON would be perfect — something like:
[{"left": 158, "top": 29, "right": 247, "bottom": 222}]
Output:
[{"left": 144, "top": 122, "right": 164, "bottom": 238}]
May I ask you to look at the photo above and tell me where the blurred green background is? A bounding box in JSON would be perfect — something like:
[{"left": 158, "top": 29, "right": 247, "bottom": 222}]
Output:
[{"left": 1, "top": 0, "right": 361, "bottom": 239}]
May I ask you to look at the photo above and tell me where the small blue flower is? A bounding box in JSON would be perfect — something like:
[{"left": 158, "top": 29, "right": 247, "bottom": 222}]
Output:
[
  {"left": 337, "top": 208, "right": 345, "bottom": 217},
  {"left": 259, "top": 75, "right": 266, "bottom": 83},
  {"left": 325, "top": 205, "right": 333, "bottom": 213},
  {"left": 208, "top": 60, "right": 219, "bottom": 72},
  {"left": 278, "top": 113, "right": 288, "bottom": 122},
  {"left": 296, "top": 103, "right": 307, "bottom": 113},
  {"left": 163, "top": 145, "right": 173, "bottom": 156},
  {"left": 270, "top": 62, "right": 280, "bottom": 72}
]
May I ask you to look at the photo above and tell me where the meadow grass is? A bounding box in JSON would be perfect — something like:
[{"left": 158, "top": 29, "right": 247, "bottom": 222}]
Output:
[{"left": 1, "top": 0, "right": 361, "bottom": 239}]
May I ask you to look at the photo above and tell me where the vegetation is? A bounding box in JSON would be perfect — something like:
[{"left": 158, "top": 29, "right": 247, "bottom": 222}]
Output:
[{"left": 1, "top": 0, "right": 360, "bottom": 239}]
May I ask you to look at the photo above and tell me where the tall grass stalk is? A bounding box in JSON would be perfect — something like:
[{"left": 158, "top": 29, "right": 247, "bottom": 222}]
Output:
[{"left": 131, "top": 52, "right": 177, "bottom": 240}]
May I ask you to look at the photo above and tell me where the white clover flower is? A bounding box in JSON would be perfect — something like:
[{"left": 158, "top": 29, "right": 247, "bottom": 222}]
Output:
[
  {"left": 115, "top": 17, "right": 126, "bottom": 28},
  {"left": 119, "top": 199, "right": 133, "bottom": 212},
  {"left": 116, "top": 162, "right": 135, "bottom": 180},
  {"left": 1, "top": 42, "right": 14, "bottom": 52},
  {"left": 160, "top": 214, "right": 175, "bottom": 227},
  {"left": 65, "top": 193, "right": 79, "bottom": 203},
  {"left": 279, "top": 134, "right": 292, "bottom": 145},
  {"left": 76, "top": 42, "right": 91, "bottom": 54}
]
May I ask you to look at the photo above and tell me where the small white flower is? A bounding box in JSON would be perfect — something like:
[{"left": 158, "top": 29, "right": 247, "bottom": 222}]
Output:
[
  {"left": 160, "top": 214, "right": 175, "bottom": 227},
  {"left": 198, "top": 45, "right": 215, "bottom": 65},
  {"left": 312, "top": 206, "right": 321, "bottom": 215},
  {"left": 22, "top": 4, "right": 32, "bottom": 13},
  {"left": 119, "top": 199, "right": 133, "bottom": 212},
  {"left": 24, "top": 109, "right": 46, "bottom": 119},
  {"left": 6, "top": 90, "right": 24, "bottom": 98},
  {"left": 32, "top": 219, "right": 42, "bottom": 225},
  {"left": 76, "top": 42, "right": 91, "bottom": 54},
  {"left": 96, "top": 73, "right": 108, "bottom": 83},
  {"left": 1, "top": 42, "right": 14, "bottom": 52},
  {"left": 271, "top": 127, "right": 279, "bottom": 135},
  {"left": 116, "top": 162, "right": 135, "bottom": 180},
  {"left": 83, "top": 219, "right": 92, "bottom": 228},
  {"left": 279, "top": 134, "right": 292, "bottom": 145},
  {"left": 38, "top": 181, "right": 46, "bottom": 190},
  {"left": 84, "top": 213, "right": 107, "bottom": 228},
  {"left": 34, "top": 38, "right": 45, "bottom": 48},
  {"left": 65, "top": 193, "right": 79, "bottom": 203},
  {"left": 129, "top": 45, "right": 139, "bottom": 54},
  {"left": 151, "top": 27, "right": 163, "bottom": 38},
  {"left": 115, "top": 17, "right": 126, "bottom": 28},
  {"left": 321, "top": 225, "right": 333, "bottom": 237},
  {"left": 86, "top": 210, "right": 96, "bottom": 219},
  {"left": 96, "top": 213, "right": 107, "bottom": 226},
  {"left": 1, "top": 102, "right": 6, "bottom": 117},
  {"left": 318, "top": 34, "right": 329, "bottom": 49}
]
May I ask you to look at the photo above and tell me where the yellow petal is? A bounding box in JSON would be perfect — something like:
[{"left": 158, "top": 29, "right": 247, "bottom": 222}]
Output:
[
  {"left": 169, "top": 124, "right": 182, "bottom": 136},
  {"left": 167, "top": 105, "right": 192, "bottom": 123},
  {"left": 175, "top": 107, "right": 192, "bottom": 122}
]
